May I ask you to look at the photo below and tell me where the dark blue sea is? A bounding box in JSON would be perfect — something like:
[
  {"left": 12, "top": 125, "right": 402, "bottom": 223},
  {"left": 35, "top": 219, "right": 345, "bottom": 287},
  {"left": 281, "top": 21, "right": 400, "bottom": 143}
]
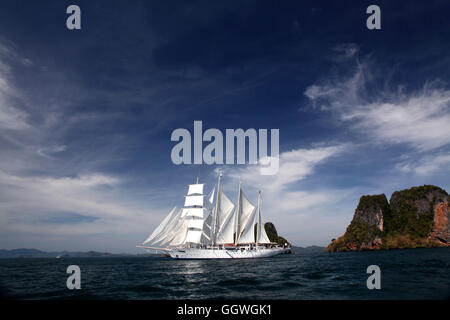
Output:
[{"left": 0, "top": 248, "right": 449, "bottom": 300}]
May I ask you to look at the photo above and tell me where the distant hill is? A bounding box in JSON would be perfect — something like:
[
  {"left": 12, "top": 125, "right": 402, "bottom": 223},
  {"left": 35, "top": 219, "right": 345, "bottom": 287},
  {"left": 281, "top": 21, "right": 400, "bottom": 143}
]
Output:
[
  {"left": 327, "top": 185, "right": 449, "bottom": 252},
  {"left": 0, "top": 246, "right": 325, "bottom": 258},
  {"left": 0, "top": 248, "right": 137, "bottom": 259},
  {"left": 0, "top": 248, "right": 47, "bottom": 258},
  {"left": 292, "top": 245, "right": 326, "bottom": 253}
]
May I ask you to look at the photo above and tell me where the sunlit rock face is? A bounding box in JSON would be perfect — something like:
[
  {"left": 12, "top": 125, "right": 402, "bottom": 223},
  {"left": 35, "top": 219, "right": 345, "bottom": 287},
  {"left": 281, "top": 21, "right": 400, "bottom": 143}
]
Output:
[
  {"left": 326, "top": 185, "right": 449, "bottom": 252},
  {"left": 430, "top": 202, "right": 449, "bottom": 244}
]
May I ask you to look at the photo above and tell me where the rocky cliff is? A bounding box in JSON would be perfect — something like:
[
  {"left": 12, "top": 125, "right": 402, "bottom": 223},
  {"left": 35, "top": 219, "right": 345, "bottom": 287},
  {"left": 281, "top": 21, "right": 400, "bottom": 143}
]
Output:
[
  {"left": 327, "top": 185, "right": 449, "bottom": 252},
  {"left": 264, "top": 222, "right": 289, "bottom": 245},
  {"left": 429, "top": 202, "right": 450, "bottom": 243}
]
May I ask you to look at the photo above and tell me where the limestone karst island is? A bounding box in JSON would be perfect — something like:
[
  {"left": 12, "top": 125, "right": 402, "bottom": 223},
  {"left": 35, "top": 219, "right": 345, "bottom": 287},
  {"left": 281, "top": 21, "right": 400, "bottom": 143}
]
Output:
[{"left": 327, "top": 185, "right": 449, "bottom": 252}]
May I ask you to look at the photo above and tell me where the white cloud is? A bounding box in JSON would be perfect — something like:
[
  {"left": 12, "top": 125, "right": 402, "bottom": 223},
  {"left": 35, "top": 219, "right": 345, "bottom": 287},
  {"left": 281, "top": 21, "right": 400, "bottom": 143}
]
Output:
[
  {"left": 0, "top": 170, "right": 168, "bottom": 252},
  {"left": 224, "top": 145, "right": 347, "bottom": 193},
  {"left": 0, "top": 103, "right": 30, "bottom": 130},
  {"left": 0, "top": 171, "right": 128, "bottom": 220},
  {"left": 37, "top": 145, "right": 67, "bottom": 158},
  {"left": 0, "top": 50, "right": 30, "bottom": 130},
  {"left": 0, "top": 40, "right": 172, "bottom": 252},
  {"left": 345, "top": 90, "right": 450, "bottom": 151},
  {"left": 397, "top": 153, "right": 450, "bottom": 176},
  {"left": 304, "top": 58, "right": 450, "bottom": 152},
  {"left": 332, "top": 43, "right": 360, "bottom": 61}
]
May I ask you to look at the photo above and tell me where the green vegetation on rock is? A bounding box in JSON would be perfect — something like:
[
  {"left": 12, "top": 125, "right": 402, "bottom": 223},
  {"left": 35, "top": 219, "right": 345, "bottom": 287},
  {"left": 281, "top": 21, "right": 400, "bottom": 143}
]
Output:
[
  {"left": 387, "top": 185, "right": 447, "bottom": 239},
  {"left": 326, "top": 185, "right": 449, "bottom": 252},
  {"left": 343, "top": 194, "right": 388, "bottom": 247}
]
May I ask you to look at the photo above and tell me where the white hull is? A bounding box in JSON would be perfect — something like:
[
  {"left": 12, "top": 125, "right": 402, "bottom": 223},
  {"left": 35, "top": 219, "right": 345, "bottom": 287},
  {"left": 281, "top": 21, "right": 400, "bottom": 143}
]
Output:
[{"left": 166, "top": 246, "right": 289, "bottom": 259}]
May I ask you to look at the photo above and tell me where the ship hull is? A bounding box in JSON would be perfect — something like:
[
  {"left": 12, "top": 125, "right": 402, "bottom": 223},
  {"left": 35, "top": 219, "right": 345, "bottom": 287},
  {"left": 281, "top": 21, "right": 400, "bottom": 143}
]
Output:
[{"left": 167, "top": 247, "right": 289, "bottom": 259}]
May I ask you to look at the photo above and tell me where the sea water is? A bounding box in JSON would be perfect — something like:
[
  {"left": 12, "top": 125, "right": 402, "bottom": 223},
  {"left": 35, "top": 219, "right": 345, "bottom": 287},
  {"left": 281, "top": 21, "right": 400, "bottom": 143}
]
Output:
[{"left": 0, "top": 248, "right": 448, "bottom": 299}]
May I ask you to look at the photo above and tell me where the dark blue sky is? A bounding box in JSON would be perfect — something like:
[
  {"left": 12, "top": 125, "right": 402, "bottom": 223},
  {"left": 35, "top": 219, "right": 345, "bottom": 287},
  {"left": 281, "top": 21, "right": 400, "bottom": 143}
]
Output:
[{"left": 0, "top": 1, "right": 449, "bottom": 252}]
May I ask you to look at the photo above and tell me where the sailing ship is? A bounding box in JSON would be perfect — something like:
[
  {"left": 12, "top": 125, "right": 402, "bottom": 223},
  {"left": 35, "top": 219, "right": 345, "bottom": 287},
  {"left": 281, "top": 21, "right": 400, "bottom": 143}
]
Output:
[{"left": 137, "top": 174, "right": 290, "bottom": 259}]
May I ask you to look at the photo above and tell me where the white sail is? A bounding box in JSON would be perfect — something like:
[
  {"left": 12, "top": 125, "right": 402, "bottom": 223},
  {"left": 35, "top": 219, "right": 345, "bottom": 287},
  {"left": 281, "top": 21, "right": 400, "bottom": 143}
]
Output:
[
  {"left": 179, "top": 181, "right": 207, "bottom": 245},
  {"left": 187, "top": 218, "right": 204, "bottom": 229},
  {"left": 148, "top": 208, "right": 182, "bottom": 245},
  {"left": 203, "top": 189, "right": 214, "bottom": 241},
  {"left": 257, "top": 224, "right": 271, "bottom": 244},
  {"left": 168, "top": 218, "right": 189, "bottom": 246},
  {"left": 200, "top": 232, "right": 210, "bottom": 244},
  {"left": 200, "top": 212, "right": 212, "bottom": 245},
  {"left": 236, "top": 191, "right": 255, "bottom": 242},
  {"left": 187, "top": 184, "right": 204, "bottom": 195},
  {"left": 240, "top": 192, "right": 255, "bottom": 229},
  {"left": 181, "top": 207, "right": 205, "bottom": 218},
  {"left": 184, "top": 195, "right": 204, "bottom": 207},
  {"left": 185, "top": 217, "right": 206, "bottom": 245},
  {"left": 203, "top": 210, "right": 212, "bottom": 231},
  {"left": 143, "top": 206, "right": 177, "bottom": 245},
  {"left": 237, "top": 208, "right": 257, "bottom": 244},
  {"left": 157, "top": 212, "right": 186, "bottom": 246},
  {"left": 256, "top": 191, "right": 271, "bottom": 244},
  {"left": 212, "top": 188, "right": 235, "bottom": 244},
  {"left": 207, "top": 186, "right": 215, "bottom": 205},
  {"left": 216, "top": 189, "right": 234, "bottom": 229},
  {"left": 215, "top": 208, "right": 236, "bottom": 244},
  {"left": 185, "top": 230, "right": 203, "bottom": 243}
]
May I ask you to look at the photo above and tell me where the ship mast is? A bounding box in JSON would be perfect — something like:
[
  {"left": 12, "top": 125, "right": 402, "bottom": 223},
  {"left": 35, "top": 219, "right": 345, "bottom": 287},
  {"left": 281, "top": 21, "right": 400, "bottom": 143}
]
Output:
[
  {"left": 256, "top": 191, "right": 261, "bottom": 245},
  {"left": 212, "top": 173, "right": 222, "bottom": 246},
  {"left": 234, "top": 179, "right": 242, "bottom": 245}
]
